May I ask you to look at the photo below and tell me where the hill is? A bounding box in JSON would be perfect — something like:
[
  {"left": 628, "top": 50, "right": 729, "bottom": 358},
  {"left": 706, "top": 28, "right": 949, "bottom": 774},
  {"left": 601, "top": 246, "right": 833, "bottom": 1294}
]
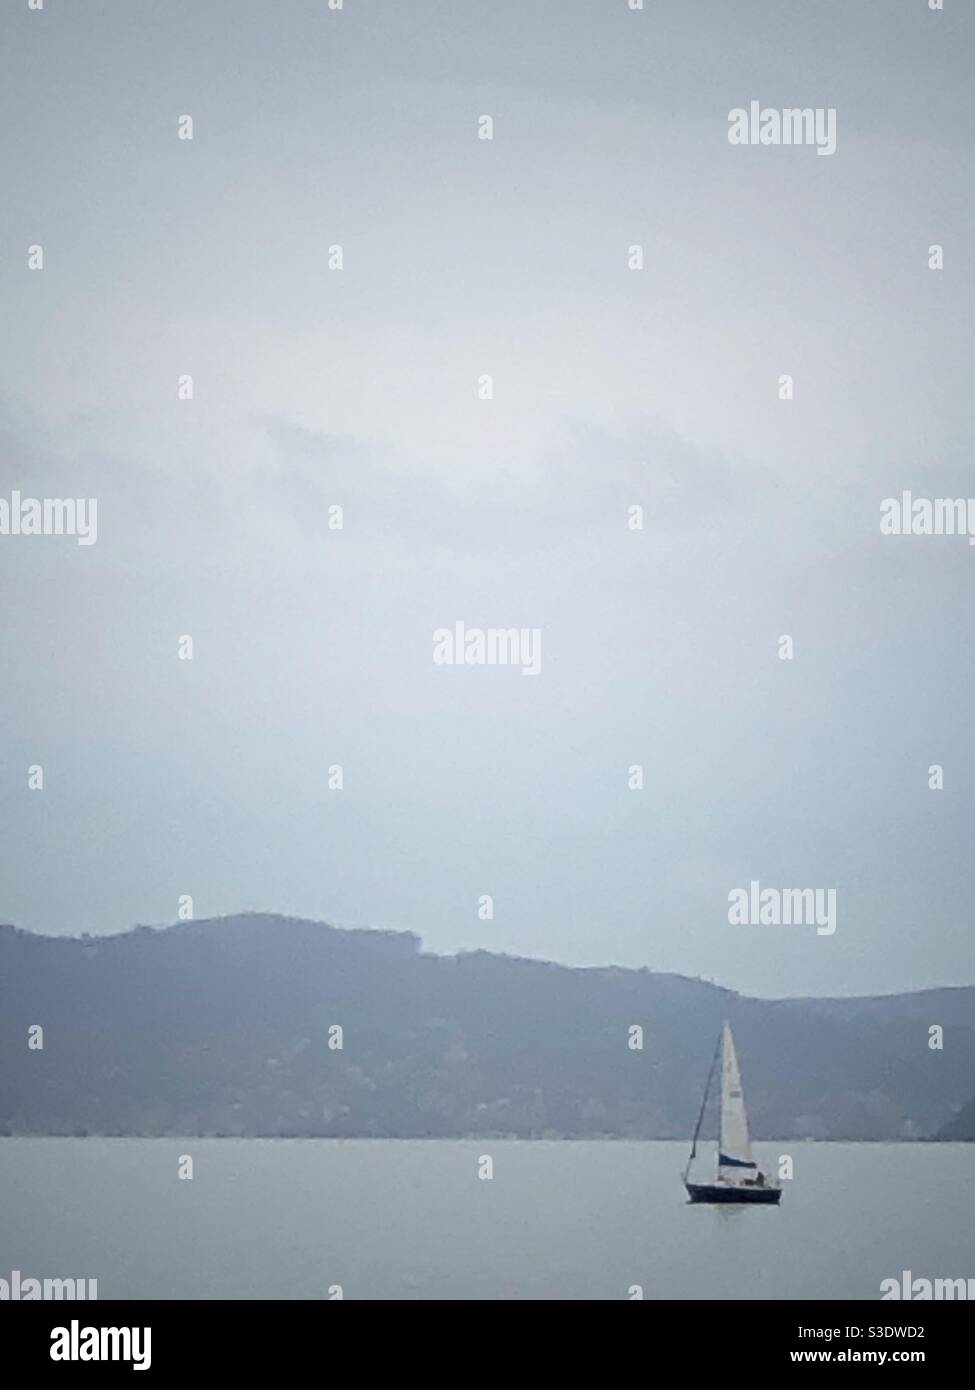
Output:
[
  {"left": 937, "top": 1095, "right": 975, "bottom": 1140},
  {"left": 1, "top": 914, "right": 971, "bottom": 1140}
]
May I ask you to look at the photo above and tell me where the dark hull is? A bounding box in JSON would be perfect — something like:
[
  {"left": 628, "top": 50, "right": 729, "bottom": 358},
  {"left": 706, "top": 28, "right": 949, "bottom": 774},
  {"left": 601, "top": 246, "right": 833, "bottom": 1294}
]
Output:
[{"left": 685, "top": 1182, "right": 781, "bottom": 1205}]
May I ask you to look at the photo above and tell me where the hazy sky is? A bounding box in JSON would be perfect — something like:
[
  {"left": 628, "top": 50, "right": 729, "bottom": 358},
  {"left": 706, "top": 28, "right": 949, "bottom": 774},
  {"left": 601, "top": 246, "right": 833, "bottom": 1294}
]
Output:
[{"left": 2, "top": 0, "right": 973, "bottom": 998}]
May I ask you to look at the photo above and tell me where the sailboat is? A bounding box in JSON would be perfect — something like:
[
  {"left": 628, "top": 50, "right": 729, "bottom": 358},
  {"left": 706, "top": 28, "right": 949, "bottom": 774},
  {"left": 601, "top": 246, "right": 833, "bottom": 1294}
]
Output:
[{"left": 683, "top": 1022, "right": 781, "bottom": 1204}]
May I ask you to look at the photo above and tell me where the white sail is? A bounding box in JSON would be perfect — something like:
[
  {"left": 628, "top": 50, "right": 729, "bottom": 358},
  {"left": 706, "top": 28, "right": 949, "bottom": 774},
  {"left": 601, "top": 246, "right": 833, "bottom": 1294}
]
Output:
[{"left": 718, "top": 1023, "right": 756, "bottom": 1182}]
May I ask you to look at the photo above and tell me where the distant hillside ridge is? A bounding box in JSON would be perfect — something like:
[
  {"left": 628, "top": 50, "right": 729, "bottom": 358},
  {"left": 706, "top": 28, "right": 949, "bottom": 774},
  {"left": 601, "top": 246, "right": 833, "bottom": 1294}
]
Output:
[
  {"left": 937, "top": 1095, "right": 975, "bottom": 1140},
  {"left": 1, "top": 913, "right": 971, "bottom": 1140}
]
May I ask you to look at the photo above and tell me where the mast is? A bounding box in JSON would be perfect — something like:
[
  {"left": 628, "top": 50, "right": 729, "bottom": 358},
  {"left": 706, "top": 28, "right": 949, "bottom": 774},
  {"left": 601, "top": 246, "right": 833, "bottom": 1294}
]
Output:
[{"left": 682, "top": 1028, "right": 723, "bottom": 1182}]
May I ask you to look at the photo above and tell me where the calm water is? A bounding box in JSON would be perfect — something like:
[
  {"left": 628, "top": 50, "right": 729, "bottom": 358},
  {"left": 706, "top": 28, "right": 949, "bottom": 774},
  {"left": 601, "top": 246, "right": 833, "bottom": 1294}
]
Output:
[{"left": 1, "top": 1140, "right": 971, "bottom": 1300}]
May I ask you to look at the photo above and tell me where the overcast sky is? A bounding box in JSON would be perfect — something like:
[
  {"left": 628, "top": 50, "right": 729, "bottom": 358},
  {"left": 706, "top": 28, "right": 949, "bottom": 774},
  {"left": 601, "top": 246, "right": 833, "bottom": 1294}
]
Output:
[{"left": 2, "top": 0, "right": 973, "bottom": 998}]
